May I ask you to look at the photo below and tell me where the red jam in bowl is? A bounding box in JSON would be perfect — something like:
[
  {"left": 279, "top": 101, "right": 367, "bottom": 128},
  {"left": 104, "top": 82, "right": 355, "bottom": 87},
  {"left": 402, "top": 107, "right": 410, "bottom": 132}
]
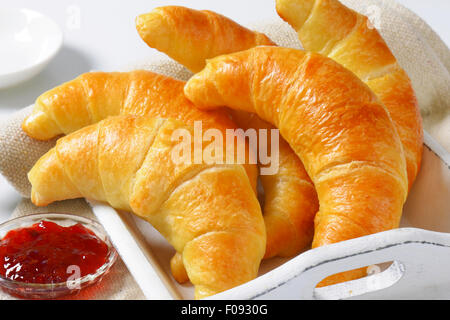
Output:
[{"left": 0, "top": 220, "right": 109, "bottom": 284}]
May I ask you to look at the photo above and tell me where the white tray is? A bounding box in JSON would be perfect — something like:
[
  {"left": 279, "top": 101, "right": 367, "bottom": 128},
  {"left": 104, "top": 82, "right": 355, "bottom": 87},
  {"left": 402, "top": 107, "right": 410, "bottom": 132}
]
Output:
[{"left": 89, "top": 130, "right": 450, "bottom": 300}]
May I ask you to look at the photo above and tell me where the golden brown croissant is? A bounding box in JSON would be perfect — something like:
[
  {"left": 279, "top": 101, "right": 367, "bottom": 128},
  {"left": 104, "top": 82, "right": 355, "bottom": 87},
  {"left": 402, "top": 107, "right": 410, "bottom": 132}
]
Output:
[
  {"left": 276, "top": 0, "right": 423, "bottom": 189},
  {"left": 22, "top": 70, "right": 232, "bottom": 140},
  {"left": 135, "top": 6, "right": 275, "bottom": 73},
  {"left": 229, "top": 111, "right": 317, "bottom": 258},
  {"left": 184, "top": 46, "right": 409, "bottom": 285},
  {"left": 22, "top": 70, "right": 260, "bottom": 285},
  {"left": 28, "top": 115, "right": 266, "bottom": 299},
  {"left": 136, "top": 5, "right": 318, "bottom": 259},
  {"left": 169, "top": 110, "right": 318, "bottom": 283},
  {"left": 21, "top": 70, "right": 258, "bottom": 188}
]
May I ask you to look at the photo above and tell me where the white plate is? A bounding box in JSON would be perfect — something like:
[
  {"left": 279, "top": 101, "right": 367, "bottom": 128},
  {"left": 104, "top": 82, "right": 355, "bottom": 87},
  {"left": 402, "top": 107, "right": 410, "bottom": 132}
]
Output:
[{"left": 0, "top": 8, "right": 63, "bottom": 89}]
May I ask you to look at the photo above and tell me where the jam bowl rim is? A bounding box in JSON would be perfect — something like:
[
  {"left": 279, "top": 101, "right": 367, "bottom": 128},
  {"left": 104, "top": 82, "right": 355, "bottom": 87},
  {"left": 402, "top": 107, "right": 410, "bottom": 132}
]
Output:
[{"left": 0, "top": 213, "right": 118, "bottom": 294}]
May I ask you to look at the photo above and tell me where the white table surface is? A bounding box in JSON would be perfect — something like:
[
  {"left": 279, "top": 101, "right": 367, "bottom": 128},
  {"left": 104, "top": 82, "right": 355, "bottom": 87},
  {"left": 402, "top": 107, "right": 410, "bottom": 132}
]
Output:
[{"left": 0, "top": 0, "right": 449, "bottom": 223}]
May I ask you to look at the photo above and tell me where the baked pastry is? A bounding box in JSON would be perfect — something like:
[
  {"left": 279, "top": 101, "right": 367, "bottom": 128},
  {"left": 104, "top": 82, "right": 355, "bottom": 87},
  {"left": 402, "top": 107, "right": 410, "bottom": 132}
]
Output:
[
  {"left": 23, "top": 70, "right": 232, "bottom": 140},
  {"left": 28, "top": 115, "right": 266, "bottom": 299},
  {"left": 229, "top": 111, "right": 317, "bottom": 258},
  {"left": 184, "top": 46, "right": 409, "bottom": 285},
  {"left": 21, "top": 70, "right": 258, "bottom": 189},
  {"left": 21, "top": 69, "right": 260, "bottom": 284},
  {"left": 276, "top": 0, "right": 423, "bottom": 189},
  {"left": 135, "top": 5, "right": 275, "bottom": 73},
  {"left": 136, "top": 5, "right": 318, "bottom": 259}
]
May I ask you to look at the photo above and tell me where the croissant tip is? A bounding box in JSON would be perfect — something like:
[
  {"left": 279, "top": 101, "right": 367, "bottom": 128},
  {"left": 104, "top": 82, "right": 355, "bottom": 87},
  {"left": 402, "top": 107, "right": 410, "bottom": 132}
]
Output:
[
  {"left": 22, "top": 118, "right": 43, "bottom": 141},
  {"left": 21, "top": 117, "right": 31, "bottom": 135},
  {"left": 30, "top": 189, "right": 49, "bottom": 207},
  {"left": 135, "top": 13, "right": 145, "bottom": 27},
  {"left": 21, "top": 106, "right": 62, "bottom": 140}
]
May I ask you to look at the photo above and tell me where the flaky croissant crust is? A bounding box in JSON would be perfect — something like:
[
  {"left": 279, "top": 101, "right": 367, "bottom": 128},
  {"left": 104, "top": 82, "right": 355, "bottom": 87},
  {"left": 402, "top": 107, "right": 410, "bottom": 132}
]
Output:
[
  {"left": 185, "top": 46, "right": 409, "bottom": 285},
  {"left": 276, "top": 0, "right": 423, "bottom": 189},
  {"left": 136, "top": 5, "right": 318, "bottom": 260},
  {"left": 28, "top": 116, "right": 266, "bottom": 299},
  {"left": 136, "top": 5, "right": 275, "bottom": 73}
]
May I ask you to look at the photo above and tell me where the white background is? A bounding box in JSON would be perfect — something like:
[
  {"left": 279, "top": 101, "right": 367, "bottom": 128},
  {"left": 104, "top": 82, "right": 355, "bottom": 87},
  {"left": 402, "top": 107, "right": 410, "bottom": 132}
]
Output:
[{"left": 0, "top": 0, "right": 449, "bottom": 222}]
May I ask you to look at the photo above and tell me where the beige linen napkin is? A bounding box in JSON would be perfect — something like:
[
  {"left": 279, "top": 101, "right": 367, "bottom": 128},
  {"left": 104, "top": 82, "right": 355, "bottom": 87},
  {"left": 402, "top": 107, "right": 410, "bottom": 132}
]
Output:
[{"left": 0, "top": 0, "right": 448, "bottom": 299}]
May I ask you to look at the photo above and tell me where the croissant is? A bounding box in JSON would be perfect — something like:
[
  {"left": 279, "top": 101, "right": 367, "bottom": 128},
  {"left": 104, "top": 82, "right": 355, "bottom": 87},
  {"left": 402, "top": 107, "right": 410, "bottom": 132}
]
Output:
[
  {"left": 276, "top": 0, "right": 423, "bottom": 189},
  {"left": 136, "top": 5, "right": 318, "bottom": 259},
  {"left": 21, "top": 70, "right": 261, "bottom": 284},
  {"left": 135, "top": 6, "right": 275, "bottom": 73},
  {"left": 231, "top": 111, "right": 317, "bottom": 259},
  {"left": 22, "top": 70, "right": 232, "bottom": 140},
  {"left": 28, "top": 115, "right": 266, "bottom": 299},
  {"left": 21, "top": 70, "right": 258, "bottom": 187},
  {"left": 184, "top": 46, "right": 409, "bottom": 285}
]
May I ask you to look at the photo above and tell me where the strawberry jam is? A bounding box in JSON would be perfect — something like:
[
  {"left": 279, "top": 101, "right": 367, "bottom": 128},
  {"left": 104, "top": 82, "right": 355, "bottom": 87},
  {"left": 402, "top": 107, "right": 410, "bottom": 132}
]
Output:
[{"left": 0, "top": 220, "right": 109, "bottom": 284}]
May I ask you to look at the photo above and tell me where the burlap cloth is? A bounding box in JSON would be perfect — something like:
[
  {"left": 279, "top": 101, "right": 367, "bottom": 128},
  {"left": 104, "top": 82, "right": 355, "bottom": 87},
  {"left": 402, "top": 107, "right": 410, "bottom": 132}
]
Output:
[{"left": 0, "top": 0, "right": 448, "bottom": 299}]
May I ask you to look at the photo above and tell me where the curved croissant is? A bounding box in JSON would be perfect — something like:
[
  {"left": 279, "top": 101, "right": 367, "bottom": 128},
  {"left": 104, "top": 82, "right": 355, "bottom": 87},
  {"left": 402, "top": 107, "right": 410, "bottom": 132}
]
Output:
[
  {"left": 184, "top": 46, "right": 409, "bottom": 285},
  {"left": 276, "top": 0, "right": 423, "bottom": 189},
  {"left": 136, "top": 5, "right": 318, "bottom": 259},
  {"left": 135, "top": 6, "right": 275, "bottom": 73},
  {"left": 22, "top": 70, "right": 232, "bottom": 140},
  {"left": 22, "top": 70, "right": 260, "bottom": 285},
  {"left": 28, "top": 116, "right": 266, "bottom": 299},
  {"left": 21, "top": 70, "right": 258, "bottom": 190},
  {"left": 229, "top": 111, "right": 317, "bottom": 258}
]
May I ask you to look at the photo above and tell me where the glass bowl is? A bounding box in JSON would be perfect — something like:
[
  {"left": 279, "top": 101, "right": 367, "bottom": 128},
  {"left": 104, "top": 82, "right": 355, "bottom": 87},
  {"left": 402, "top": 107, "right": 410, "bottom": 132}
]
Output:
[{"left": 0, "top": 213, "right": 117, "bottom": 299}]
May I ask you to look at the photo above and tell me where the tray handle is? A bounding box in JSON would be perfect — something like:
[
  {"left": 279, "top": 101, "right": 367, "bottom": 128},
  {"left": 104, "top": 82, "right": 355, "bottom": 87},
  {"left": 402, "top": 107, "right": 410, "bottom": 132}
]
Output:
[
  {"left": 256, "top": 228, "right": 450, "bottom": 299},
  {"left": 210, "top": 228, "right": 450, "bottom": 300}
]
